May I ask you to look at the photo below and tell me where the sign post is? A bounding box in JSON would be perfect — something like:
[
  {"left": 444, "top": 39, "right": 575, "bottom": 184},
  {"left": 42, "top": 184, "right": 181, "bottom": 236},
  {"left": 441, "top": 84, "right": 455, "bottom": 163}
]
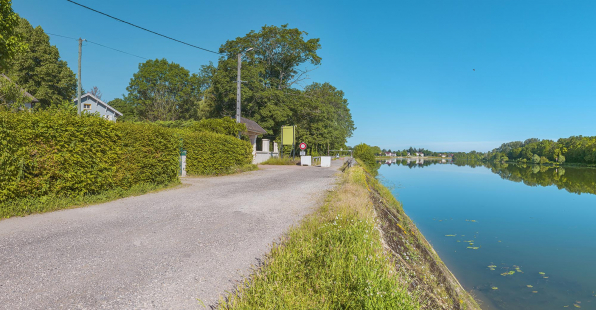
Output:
[
  {"left": 299, "top": 142, "right": 307, "bottom": 156},
  {"left": 281, "top": 125, "right": 295, "bottom": 159}
]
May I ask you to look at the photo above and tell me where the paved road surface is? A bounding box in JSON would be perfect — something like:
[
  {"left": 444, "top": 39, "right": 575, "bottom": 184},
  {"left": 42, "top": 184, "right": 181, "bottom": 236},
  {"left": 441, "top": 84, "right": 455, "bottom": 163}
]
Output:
[{"left": 0, "top": 160, "right": 342, "bottom": 309}]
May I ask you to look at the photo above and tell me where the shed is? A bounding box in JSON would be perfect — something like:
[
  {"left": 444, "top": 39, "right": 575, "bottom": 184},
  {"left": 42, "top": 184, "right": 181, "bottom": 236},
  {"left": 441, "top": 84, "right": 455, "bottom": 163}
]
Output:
[{"left": 240, "top": 117, "right": 268, "bottom": 156}]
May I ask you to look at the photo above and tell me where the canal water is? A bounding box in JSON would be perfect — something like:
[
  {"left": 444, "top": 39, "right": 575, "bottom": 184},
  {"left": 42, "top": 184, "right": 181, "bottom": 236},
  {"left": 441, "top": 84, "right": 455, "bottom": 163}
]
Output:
[{"left": 377, "top": 159, "right": 596, "bottom": 310}]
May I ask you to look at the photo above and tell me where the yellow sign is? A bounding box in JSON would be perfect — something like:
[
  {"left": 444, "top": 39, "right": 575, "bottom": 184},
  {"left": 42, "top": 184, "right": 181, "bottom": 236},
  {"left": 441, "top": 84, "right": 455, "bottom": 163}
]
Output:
[{"left": 281, "top": 126, "right": 295, "bottom": 145}]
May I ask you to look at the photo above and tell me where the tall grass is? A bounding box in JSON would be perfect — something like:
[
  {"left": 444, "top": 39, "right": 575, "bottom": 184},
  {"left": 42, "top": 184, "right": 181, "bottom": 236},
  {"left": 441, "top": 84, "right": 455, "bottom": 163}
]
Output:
[
  {"left": 0, "top": 181, "right": 179, "bottom": 219},
  {"left": 259, "top": 157, "right": 299, "bottom": 165},
  {"left": 218, "top": 166, "right": 420, "bottom": 309}
]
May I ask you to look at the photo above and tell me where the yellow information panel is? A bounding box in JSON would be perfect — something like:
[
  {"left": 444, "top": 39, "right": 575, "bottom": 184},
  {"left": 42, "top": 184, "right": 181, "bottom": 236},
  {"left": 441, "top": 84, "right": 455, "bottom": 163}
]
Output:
[{"left": 281, "top": 126, "right": 295, "bottom": 145}]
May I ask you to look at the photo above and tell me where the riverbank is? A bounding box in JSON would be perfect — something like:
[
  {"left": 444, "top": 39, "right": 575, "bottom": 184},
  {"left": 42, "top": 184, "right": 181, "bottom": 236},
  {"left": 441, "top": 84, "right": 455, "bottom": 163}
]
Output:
[{"left": 219, "top": 161, "right": 480, "bottom": 309}]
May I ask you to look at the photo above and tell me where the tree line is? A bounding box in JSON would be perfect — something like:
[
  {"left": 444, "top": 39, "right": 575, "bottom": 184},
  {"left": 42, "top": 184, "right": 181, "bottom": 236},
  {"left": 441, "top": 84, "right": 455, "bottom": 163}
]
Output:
[
  {"left": 1, "top": 2, "right": 355, "bottom": 151},
  {"left": 452, "top": 136, "right": 596, "bottom": 165}
]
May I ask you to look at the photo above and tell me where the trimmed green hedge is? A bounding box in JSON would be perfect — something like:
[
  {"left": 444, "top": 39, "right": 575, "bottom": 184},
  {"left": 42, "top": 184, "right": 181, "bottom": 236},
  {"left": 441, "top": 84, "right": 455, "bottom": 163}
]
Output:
[
  {"left": 181, "top": 130, "right": 253, "bottom": 175},
  {"left": 0, "top": 110, "right": 254, "bottom": 207},
  {"left": 0, "top": 111, "right": 178, "bottom": 203}
]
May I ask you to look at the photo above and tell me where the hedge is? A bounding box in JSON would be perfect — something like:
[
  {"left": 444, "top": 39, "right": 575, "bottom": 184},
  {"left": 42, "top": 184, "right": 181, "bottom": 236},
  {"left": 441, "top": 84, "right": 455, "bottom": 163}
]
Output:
[
  {"left": 0, "top": 110, "right": 178, "bottom": 203},
  {"left": 0, "top": 110, "right": 254, "bottom": 205},
  {"left": 181, "top": 130, "right": 253, "bottom": 175}
]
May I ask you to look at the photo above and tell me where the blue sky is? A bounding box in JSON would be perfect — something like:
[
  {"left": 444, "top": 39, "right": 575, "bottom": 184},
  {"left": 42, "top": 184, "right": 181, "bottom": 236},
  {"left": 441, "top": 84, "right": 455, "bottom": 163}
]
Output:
[{"left": 14, "top": 0, "right": 596, "bottom": 152}]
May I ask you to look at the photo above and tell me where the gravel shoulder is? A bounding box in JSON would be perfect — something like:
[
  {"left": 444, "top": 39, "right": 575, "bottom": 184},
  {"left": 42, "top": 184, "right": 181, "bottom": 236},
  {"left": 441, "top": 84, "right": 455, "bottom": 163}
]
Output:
[{"left": 0, "top": 160, "right": 343, "bottom": 309}]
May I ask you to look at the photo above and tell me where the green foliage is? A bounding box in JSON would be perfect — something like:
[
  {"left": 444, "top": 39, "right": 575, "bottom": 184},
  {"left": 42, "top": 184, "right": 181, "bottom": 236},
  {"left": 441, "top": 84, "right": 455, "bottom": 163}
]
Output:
[
  {"left": 188, "top": 117, "right": 246, "bottom": 136},
  {"left": 219, "top": 167, "right": 420, "bottom": 310},
  {"left": 0, "top": 1, "right": 27, "bottom": 72},
  {"left": 0, "top": 75, "right": 30, "bottom": 109},
  {"left": 5, "top": 17, "right": 76, "bottom": 107},
  {"left": 204, "top": 25, "right": 353, "bottom": 151},
  {"left": 353, "top": 143, "right": 376, "bottom": 168},
  {"left": 181, "top": 130, "right": 252, "bottom": 175},
  {"left": 108, "top": 97, "right": 138, "bottom": 122},
  {"left": 558, "top": 155, "right": 566, "bottom": 164},
  {"left": 114, "top": 123, "right": 179, "bottom": 187},
  {"left": 532, "top": 154, "right": 540, "bottom": 164},
  {"left": 487, "top": 136, "right": 596, "bottom": 165},
  {"left": 0, "top": 181, "right": 177, "bottom": 219},
  {"left": 219, "top": 24, "right": 321, "bottom": 90},
  {"left": 0, "top": 110, "right": 178, "bottom": 204},
  {"left": 259, "top": 157, "right": 298, "bottom": 165},
  {"left": 127, "top": 58, "right": 201, "bottom": 121}
]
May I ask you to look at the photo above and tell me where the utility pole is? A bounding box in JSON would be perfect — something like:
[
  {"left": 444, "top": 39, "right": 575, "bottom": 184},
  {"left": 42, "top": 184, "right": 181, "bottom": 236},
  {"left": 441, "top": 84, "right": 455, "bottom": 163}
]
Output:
[
  {"left": 235, "top": 48, "right": 253, "bottom": 123},
  {"left": 235, "top": 53, "right": 241, "bottom": 123},
  {"left": 77, "top": 38, "right": 84, "bottom": 116}
]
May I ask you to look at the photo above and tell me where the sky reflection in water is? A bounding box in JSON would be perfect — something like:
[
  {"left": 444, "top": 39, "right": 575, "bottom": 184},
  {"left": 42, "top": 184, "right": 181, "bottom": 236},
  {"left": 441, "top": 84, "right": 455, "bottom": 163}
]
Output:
[{"left": 378, "top": 159, "right": 596, "bottom": 310}]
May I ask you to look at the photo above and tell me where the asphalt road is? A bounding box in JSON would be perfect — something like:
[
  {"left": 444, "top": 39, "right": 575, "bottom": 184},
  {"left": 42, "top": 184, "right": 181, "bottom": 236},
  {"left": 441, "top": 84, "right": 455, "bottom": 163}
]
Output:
[{"left": 0, "top": 160, "right": 343, "bottom": 309}]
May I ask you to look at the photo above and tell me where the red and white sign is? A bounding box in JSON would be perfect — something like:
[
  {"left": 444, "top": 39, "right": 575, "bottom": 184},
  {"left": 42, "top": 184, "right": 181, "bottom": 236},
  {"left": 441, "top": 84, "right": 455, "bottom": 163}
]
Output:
[{"left": 299, "top": 142, "right": 307, "bottom": 150}]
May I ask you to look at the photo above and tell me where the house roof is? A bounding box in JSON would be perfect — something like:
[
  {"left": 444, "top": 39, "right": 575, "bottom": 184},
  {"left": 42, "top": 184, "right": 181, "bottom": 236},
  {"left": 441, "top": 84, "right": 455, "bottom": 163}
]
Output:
[
  {"left": 0, "top": 74, "right": 39, "bottom": 103},
  {"left": 240, "top": 117, "right": 267, "bottom": 135},
  {"left": 73, "top": 93, "right": 123, "bottom": 116}
]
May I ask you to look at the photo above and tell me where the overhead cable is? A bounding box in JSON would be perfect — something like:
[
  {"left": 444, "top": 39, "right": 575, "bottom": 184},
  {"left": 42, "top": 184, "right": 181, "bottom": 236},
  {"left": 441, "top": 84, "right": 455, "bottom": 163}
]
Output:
[
  {"left": 47, "top": 32, "right": 148, "bottom": 60},
  {"left": 66, "top": 0, "right": 221, "bottom": 55}
]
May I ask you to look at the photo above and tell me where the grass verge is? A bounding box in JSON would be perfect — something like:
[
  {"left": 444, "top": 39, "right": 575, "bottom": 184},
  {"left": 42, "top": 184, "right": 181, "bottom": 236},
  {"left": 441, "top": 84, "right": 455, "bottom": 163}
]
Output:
[
  {"left": 0, "top": 181, "right": 180, "bottom": 220},
  {"left": 218, "top": 164, "right": 421, "bottom": 309},
  {"left": 259, "top": 157, "right": 299, "bottom": 165}
]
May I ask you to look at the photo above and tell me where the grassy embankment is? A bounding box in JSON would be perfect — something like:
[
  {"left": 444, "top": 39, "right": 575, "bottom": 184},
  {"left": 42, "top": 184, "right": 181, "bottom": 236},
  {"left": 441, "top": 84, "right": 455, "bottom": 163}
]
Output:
[{"left": 218, "top": 162, "right": 480, "bottom": 310}]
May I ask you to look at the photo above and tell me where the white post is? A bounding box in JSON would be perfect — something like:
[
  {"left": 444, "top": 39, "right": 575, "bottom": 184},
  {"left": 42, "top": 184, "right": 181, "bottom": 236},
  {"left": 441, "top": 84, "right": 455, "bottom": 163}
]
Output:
[
  {"left": 273, "top": 142, "right": 279, "bottom": 153},
  {"left": 262, "top": 139, "right": 270, "bottom": 152}
]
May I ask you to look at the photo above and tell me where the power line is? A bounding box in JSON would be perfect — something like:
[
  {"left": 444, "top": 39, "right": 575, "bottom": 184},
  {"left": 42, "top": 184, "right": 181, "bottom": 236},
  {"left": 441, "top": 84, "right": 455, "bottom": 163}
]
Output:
[
  {"left": 87, "top": 41, "right": 148, "bottom": 60},
  {"left": 66, "top": 0, "right": 221, "bottom": 55},
  {"left": 46, "top": 32, "right": 148, "bottom": 60}
]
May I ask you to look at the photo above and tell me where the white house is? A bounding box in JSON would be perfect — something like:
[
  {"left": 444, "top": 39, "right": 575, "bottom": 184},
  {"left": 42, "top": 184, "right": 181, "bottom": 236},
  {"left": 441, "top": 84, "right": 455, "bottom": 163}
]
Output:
[{"left": 73, "top": 93, "right": 122, "bottom": 121}]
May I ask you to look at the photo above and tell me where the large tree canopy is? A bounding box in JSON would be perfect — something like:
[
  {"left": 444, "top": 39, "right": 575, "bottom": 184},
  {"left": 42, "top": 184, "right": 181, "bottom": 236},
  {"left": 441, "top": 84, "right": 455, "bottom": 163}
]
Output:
[
  {"left": 6, "top": 17, "right": 76, "bottom": 107},
  {"left": 0, "top": 1, "right": 27, "bottom": 72},
  {"left": 127, "top": 58, "right": 200, "bottom": 121},
  {"left": 203, "top": 24, "right": 354, "bottom": 151},
  {"left": 219, "top": 24, "right": 321, "bottom": 90}
]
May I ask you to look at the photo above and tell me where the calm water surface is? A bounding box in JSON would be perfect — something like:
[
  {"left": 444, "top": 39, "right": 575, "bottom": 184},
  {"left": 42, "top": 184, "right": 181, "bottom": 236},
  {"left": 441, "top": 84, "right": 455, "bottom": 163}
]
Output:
[{"left": 378, "top": 159, "right": 596, "bottom": 310}]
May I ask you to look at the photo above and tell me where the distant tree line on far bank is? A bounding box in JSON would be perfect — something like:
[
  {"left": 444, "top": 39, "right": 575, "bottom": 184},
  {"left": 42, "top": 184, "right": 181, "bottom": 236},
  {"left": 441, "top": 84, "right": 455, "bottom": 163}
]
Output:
[{"left": 452, "top": 136, "right": 596, "bottom": 165}]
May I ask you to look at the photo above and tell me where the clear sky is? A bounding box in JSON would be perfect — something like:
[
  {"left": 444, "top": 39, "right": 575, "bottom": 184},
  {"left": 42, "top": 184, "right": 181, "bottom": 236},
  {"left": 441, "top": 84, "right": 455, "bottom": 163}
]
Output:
[{"left": 14, "top": 0, "right": 596, "bottom": 152}]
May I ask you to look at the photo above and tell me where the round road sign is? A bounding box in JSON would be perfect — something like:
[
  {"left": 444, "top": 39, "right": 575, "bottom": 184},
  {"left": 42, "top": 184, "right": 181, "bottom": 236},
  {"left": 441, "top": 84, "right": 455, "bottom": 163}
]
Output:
[{"left": 299, "top": 142, "right": 307, "bottom": 150}]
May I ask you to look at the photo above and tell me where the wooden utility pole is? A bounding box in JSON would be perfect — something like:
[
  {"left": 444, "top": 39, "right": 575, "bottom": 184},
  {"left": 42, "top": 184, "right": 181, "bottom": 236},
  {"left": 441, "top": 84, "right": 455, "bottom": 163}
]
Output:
[
  {"left": 235, "top": 53, "right": 241, "bottom": 123},
  {"left": 77, "top": 38, "right": 83, "bottom": 116}
]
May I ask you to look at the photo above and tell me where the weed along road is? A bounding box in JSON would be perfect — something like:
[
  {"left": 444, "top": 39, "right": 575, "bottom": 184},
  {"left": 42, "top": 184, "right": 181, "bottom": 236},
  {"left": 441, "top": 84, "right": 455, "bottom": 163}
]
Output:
[{"left": 0, "top": 159, "right": 344, "bottom": 309}]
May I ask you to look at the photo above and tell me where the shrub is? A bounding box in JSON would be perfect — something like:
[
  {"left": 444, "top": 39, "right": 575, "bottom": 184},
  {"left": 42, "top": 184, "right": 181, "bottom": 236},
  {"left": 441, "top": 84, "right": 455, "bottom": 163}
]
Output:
[
  {"left": 114, "top": 122, "right": 179, "bottom": 188},
  {"left": 0, "top": 110, "right": 179, "bottom": 203},
  {"left": 181, "top": 130, "right": 252, "bottom": 175},
  {"left": 353, "top": 143, "right": 376, "bottom": 168},
  {"left": 189, "top": 117, "right": 247, "bottom": 137}
]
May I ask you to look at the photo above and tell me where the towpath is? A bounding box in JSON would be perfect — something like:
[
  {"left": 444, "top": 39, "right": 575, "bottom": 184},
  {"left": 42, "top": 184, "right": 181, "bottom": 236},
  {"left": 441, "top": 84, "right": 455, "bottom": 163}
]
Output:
[{"left": 0, "top": 160, "right": 343, "bottom": 309}]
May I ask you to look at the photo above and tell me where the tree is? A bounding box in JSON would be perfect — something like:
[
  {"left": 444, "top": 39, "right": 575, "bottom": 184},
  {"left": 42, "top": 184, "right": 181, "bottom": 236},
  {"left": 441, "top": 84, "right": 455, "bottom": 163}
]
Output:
[
  {"left": 127, "top": 58, "right": 200, "bottom": 121},
  {"left": 558, "top": 155, "right": 566, "bottom": 164},
  {"left": 354, "top": 143, "right": 376, "bottom": 170},
  {"left": 219, "top": 24, "right": 321, "bottom": 90},
  {"left": 5, "top": 17, "right": 76, "bottom": 107},
  {"left": 90, "top": 86, "right": 102, "bottom": 99},
  {"left": 0, "top": 1, "right": 27, "bottom": 72},
  {"left": 532, "top": 154, "right": 540, "bottom": 164},
  {"left": 107, "top": 97, "right": 137, "bottom": 122},
  {"left": 203, "top": 24, "right": 353, "bottom": 152},
  {"left": 0, "top": 75, "right": 30, "bottom": 109}
]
